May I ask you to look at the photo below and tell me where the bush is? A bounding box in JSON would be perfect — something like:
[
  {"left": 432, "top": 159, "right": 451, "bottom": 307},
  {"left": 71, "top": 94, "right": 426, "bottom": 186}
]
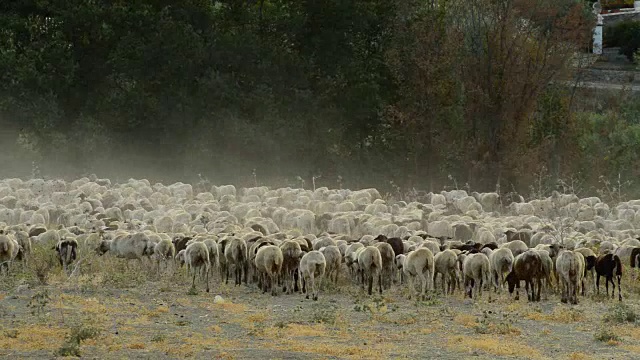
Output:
[
  {"left": 55, "top": 323, "right": 100, "bottom": 357},
  {"left": 594, "top": 328, "right": 620, "bottom": 343},
  {"left": 602, "top": 0, "right": 636, "bottom": 10},
  {"left": 605, "top": 20, "right": 640, "bottom": 62},
  {"left": 603, "top": 303, "right": 637, "bottom": 324}
]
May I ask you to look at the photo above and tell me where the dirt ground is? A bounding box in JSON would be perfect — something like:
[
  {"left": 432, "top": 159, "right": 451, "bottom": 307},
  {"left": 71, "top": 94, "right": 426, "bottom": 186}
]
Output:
[{"left": 1, "top": 252, "right": 640, "bottom": 360}]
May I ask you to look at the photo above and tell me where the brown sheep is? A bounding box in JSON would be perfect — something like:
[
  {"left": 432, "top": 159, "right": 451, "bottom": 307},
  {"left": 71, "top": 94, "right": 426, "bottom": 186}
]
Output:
[
  {"left": 54, "top": 238, "right": 78, "bottom": 274},
  {"left": 280, "top": 240, "right": 303, "bottom": 294},
  {"left": 595, "top": 253, "right": 623, "bottom": 301},
  {"left": 506, "top": 250, "right": 543, "bottom": 302}
]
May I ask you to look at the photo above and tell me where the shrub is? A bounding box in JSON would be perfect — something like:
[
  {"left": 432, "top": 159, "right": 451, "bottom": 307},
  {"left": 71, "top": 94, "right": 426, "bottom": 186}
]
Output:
[
  {"left": 605, "top": 20, "right": 640, "bottom": 62},
  {"left": 603, "top": 302, "right": 637, "bottom": 324},
  {"left": 602, "top": 0, "right": 636, "bottom": 10},
  {"left": 594, "top": 328, "right": 620, "bottom": 343},
  {"left": 56, "top": 323, "right": 100, "bottom": 357}
]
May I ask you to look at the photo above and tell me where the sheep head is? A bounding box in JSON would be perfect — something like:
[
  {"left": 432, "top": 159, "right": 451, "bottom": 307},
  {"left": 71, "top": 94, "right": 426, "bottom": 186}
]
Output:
[{"left": 95, "top": 240, "right": 111, "bottom": 256}]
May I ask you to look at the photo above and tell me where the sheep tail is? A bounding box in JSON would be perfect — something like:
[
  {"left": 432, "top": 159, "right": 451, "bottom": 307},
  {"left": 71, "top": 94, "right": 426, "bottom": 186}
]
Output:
[
  {"left": 65, "top": 242, "right": 73, "bottom": 265},
  {"left": 614, "top": 255, "right": 623, "bottom": 277},
  {"left": 568, "top": 256, "right": 577, "bottom": 279},
  {"left": 631, "top": 249, "right": 640, "bottom": 268}
]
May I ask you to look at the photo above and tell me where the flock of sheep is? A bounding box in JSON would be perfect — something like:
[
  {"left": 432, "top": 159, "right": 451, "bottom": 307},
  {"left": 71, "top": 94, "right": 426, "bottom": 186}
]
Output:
[{"left": 0, "top": 176, "right": 638, "bottom": 307}]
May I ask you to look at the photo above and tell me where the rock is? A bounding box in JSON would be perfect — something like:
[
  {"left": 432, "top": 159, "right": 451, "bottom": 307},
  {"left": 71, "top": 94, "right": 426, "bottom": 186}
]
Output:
[
  {"left": 213, "top": 295, "right": 225, "bottom": 304},
  {"left": 15, "top": 284, "right": 29, "bottom": 293}
]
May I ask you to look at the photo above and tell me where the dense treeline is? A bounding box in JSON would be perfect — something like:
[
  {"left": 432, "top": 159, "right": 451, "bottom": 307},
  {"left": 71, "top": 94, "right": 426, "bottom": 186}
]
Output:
[{"left": 0, "top": 0, "right": 636, "bottom": 197}]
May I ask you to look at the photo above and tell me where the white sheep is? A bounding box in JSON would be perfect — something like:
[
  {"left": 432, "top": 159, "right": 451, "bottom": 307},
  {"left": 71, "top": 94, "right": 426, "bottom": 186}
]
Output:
[
  {"left": 224, "top": 237, "right": 248, "bottom": 285},
  {"left": 299, "top": 250, "right": 326, "bottom": 301},
  {"left": 489, "top": 248, "right": 514, "bottom": 293},
  {"left": 254, "top": 245, "right": 284, "bottom": 296},
  {"left": 555, "top": 250, "right": 584, "bottom": 304},
  {"left": 175, "top": 249, "right": 186, "bottom": 267},
  {"left": 344, "top": 242, "right": 365, "bottom": 278},
  {"left": 202, "top": 238, "right": 219, "bottom": 280},
  {"left": 185, "top": 241, "right": 210, "bottom": 292},
  {"left": 500, "top": 240, "right": 528, "bottom": 257},
  {"left": 0, "top": 234, "right": 19, "bottom": 274},
  {"left": 403, "top": 248, "right": 435, "bottom": 300},
  {"left": 96, "top": 232, "right": 154, "bottom": 261},
  {"left": 12, "top": 231, "right": 31, "bottom": 261},
  {"left": 462, "top": 253, "right": 490, "bottom": 299},
  {"left": 574, "top": 247, "right": 597, "bottom": 295},
  {"left": 395, "top": 254, "right": 406, "bottom": 284},
  {"left": 434, "top": 249, "right": 458, "bottom": 295},
  {"left": 358, "top": 246, "right": 384, "bottom": 295},
  {"left": 373, "top": 242, "right": 395, "bottom": 290},
  {"left": 153, "top": 238, "right": 176, "bottom": 274},
  {"left": 420, "top": 240, "right": 441, "bottom": 257},
  {"left": 319, "top": 245, "right": 341, "bottom": 285}
]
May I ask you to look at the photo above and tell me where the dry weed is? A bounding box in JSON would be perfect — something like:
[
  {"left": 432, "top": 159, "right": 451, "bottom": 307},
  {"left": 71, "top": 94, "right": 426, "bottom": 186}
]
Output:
[{"left": 447, "top": 335, "right": 542, "bottom": 359}]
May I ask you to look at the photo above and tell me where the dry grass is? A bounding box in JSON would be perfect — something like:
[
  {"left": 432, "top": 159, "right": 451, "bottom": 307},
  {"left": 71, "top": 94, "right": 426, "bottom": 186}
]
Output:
[
  {"left": 0, "top": 324, "right": 67, "bottom": 351},
  {"left": 453, "top": 314, "right": 477, "bottom": 327},
  {"left": 128, "top": 343, "right": 146, "bottom": 349},
  {"left": 282, "top": 323, "right": 328, "bottom": 337},
  {"left": 447, "top": 335, "right": 542, "bottom": 359},
  {"left": 567, "top": 352, "right": 593, "bottom": 360},
  {"left": 246, "top": 311, "right": 268, "bottom": 323},
  {"left": 525, "top": 306, "right": 584, "bottom": 323},
  {"left": 265, "top": 338, "right": 393, "bottom": 360},
  {"left": 622, "top": 344, "right": 640, "bottom": 353}
]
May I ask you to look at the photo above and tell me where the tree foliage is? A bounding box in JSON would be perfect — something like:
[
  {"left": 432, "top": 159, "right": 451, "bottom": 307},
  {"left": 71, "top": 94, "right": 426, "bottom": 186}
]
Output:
[{"left": 0, "top": 0, "right": 618, "bottom": 193}]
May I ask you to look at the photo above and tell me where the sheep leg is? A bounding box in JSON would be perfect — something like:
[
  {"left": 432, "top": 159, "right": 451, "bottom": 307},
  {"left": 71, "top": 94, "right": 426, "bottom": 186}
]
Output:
[
  {"left": 415, "top": 271, "right": 426, "bottom": 300},
  {"left": 605, "top": 276, "right": 610, "bottom": 298},
  {"left": 236, "top": 264, "right": 241, "bottom": 286},
  {"left": 407, "top": 275, "right": 414, "bottom": 300},
  {"left": 272, "top": 274, "right": 279, "bottom": 296},
  {"left": 309, "top": 272, "right": 317, "bottom": 300},
  {"left": 560, "top": 278, "right": 567, "bottom": 303},
  {"left": 205, "top": 265, "right": 210, "bottom": 293},
  {"left": 441, "top": 273, "right": 447, "bottom": 296},
  {"left": 466, "top": 278, "right": 473, "bottom": 299},
  {"left": 617, "top": 275, "right": 622, "bottom": 301},
  {"left": 315, "top": 275, "right": 322, "bottom": 301},
  {"left": 608, "top": 276, "right": 614, "bottom": 299},
  {"left": 304, "top": 273, "right": 311, "bottom": 299},
  {"left": 243, "top": 262, "right": 248, "bottom": 284},
  {"left": 451, "top": 270, "right": 458, "bottom": 294},
  {"left": 191, "top": 268, "right": 197, "bottom": 291}
]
